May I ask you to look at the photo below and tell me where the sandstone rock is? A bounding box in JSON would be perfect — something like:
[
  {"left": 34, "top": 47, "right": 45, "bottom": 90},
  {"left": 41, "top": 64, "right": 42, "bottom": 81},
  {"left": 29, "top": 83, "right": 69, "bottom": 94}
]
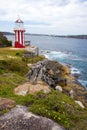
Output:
[
  {"left": 75, "top": 100, "right": 85, "bottom": 108},
  {"left": 14, "top": 81, "right": 50, "bottom": 95},
  {"left": 26, "top": 59, "right": 87, "bottom": 108},
  {"left": 14, "top": 83, "right": 29, "bottom": 96},
  {"left": 0, "top": 98, "right": 16, "bottom": 114},
  {"left": 55, "top": 86, "right": 63, "bottom": 92},
  {"left": 27, "top": 63, "right": 32, "bottom": 67},
  {"left": 27, "top": 59, "right": 70, "bottom": 89},
  {"left": 0, "top": 105, "right": 66, "bottom": 130}
]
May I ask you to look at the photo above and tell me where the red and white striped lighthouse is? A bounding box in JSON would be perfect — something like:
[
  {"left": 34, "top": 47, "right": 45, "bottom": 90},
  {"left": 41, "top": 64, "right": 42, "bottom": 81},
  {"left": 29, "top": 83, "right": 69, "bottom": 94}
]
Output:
[{"left": 14, "top": 18, "right": 25, "bottom": 48}]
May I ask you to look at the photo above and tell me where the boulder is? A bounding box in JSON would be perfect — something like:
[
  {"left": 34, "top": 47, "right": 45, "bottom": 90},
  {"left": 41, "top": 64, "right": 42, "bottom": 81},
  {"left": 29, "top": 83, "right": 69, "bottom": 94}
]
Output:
[
  {"left": 0, "top": 98, "right": 16, "bottom": 115},
  {"left": 0, "top": 105, "right": 66, "bottom": 130},
  {"left": 14, "top": 81, "right": 51, "bottom": 95},
  {"left": 75, "top": 100, "right": 85, "bottom": 108},
  {"left": 55, "top": 86, "right": 63, "bottom": 92}
]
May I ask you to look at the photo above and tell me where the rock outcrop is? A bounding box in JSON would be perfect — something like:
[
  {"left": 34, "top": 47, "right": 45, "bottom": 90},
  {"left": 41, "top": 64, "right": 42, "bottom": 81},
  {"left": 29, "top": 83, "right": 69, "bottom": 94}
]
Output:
[
  {"left": 14, "top": 81, "right": 50, "bottom": 96},
  {"left": 27, "top": 59, "right": 87, "bottom": 107},
  {"left": 0, "top": 105, "right": 66, "bottom": 130},
  {"left": 0, "top": 98, "right": 16, "bottom": 115},
  {"left": 27, "top": 59, "right": 70, "bottom": 89}
]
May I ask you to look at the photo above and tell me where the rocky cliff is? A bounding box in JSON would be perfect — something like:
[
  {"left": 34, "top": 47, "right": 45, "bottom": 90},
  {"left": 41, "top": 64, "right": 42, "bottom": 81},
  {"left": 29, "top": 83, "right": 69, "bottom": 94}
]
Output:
[
  {"left": 27, "top": 59, "right": 70, "bottom": 89},
  {"left": 27, "top": 59, "right": 87, "bottom": 107}
]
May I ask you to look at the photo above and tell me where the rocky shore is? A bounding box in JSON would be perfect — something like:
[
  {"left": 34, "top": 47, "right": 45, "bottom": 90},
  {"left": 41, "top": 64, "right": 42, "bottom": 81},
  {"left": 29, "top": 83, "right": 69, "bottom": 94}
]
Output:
[
  {"left": 27, "top": 59, "right": 87, "bottom": 107},
  {"left": 0, "top": 57, "right": 87, "bottom": 130},
  {"left": 27, "top": 59, "right": 70, "bottom": 88}
]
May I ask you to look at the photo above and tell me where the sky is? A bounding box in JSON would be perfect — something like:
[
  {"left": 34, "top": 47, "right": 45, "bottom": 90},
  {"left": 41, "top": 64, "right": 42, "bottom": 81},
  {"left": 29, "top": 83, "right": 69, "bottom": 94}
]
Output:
[{"left": 0, "top": 0, "right": 87, "bottom": 35}]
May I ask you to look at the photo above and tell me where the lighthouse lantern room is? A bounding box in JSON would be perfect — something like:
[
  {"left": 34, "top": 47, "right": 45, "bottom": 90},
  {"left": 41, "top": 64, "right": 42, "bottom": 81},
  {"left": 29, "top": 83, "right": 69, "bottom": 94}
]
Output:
[{"left": 14, "top": 18, "right": 25, "bottom": 48}]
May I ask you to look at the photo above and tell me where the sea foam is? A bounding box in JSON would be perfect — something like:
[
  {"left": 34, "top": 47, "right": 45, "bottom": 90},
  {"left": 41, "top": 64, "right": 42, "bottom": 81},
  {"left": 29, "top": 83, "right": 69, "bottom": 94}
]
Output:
[{"left": 41, "top": 50, "right": 87, "bottom": 89}]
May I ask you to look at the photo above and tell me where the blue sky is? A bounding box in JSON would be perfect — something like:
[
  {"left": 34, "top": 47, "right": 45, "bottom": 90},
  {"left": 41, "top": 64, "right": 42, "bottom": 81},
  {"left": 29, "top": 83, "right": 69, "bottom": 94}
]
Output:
[{"left": 0, "top": 0, "right": 87, "bottom": 35}]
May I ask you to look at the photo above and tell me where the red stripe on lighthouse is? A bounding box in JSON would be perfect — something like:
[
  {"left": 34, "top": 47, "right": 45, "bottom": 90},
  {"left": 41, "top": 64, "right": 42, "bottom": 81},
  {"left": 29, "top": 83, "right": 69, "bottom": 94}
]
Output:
[
  {"left": 14, "top": 18, "right": 25, "bottom": 48},
  {"left": 18, "top": 31, "right": 20, "bottom": 43},
  {"left": 21, "top": 31, "right": 23, "bottom": 45}
]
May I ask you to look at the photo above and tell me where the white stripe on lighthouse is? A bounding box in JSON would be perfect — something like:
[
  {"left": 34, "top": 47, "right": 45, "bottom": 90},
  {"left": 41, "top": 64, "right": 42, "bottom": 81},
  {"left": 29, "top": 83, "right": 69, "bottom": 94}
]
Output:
[
  {"left": 23, "top": 32, "right": 25, "bottom": 46},
  {"left": 16, "top": 31, "right": 18, "bottom": 41},
  {"left": 20, "top": 31, "right": 21, "bottom": 44}
]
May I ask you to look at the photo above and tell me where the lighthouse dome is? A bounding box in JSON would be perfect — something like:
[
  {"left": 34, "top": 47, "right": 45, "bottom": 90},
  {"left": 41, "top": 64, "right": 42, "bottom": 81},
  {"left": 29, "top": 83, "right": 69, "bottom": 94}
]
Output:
[
  {"left": 14, "top": 18, "right": 25, "bottom": 30},
  {"left": 15, "top": 18, "right": 23, "bottom": 23}
]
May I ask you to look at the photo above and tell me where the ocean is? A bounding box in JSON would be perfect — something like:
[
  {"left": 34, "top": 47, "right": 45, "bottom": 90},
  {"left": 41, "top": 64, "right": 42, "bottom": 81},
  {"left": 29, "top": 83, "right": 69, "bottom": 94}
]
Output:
[{"left": 7, "top": 35, "right": 87, "bottom": 89}]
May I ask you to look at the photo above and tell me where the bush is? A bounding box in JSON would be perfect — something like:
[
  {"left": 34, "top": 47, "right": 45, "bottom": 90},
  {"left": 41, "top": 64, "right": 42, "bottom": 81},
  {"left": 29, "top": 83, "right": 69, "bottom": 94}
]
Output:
[
  {"left": 0, "top": 36, "right": 12, "bottom": 47},
  {"left": 0, "top": 59, "right": 28, "bottom": 75}
]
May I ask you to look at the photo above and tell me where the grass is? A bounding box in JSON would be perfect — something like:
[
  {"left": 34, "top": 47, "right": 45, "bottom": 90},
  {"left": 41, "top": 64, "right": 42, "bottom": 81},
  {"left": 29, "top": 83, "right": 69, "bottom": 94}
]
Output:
[
  {"left": 0, "top": 47, "right": 44, "bottom": 101},
  {"left": 29, "top": 91, "right": 86, "bottom": 129},
  {"left": 0, "top": 47, "right": 87, "bottom": 130},
  {"left": 0, "top": 47, "right": 25, "bottom": 56},
  {"left": 0, "top": 109, "right": 9, "bottom": 116}
]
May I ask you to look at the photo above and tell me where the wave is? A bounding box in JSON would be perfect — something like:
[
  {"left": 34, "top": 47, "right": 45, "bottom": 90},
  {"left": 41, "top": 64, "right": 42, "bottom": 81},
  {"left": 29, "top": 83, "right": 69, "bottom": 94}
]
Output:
[
  {"left": 78, "top": 80, "right": 87, "bottom": 90},
  {"left": 41, "top": 50, "right": 69, "bottom": 60},
  {"left": 41, "top": 50, "right": 87, "bottom": 62},
  {"left": 41, "top": 50, "right": 81, "bottom": 75},
  {"left": 70, "top": 67, "right": 81, "bottom": 75},
  {"left": 41, "top": 50, "right": 87, "bottom": 89}
]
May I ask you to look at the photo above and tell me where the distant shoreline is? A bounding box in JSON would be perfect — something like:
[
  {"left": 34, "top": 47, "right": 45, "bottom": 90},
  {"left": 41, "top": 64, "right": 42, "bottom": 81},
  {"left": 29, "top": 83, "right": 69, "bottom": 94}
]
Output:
[{"left": 2, "top": 31, "right": 87, "bottom": 40}]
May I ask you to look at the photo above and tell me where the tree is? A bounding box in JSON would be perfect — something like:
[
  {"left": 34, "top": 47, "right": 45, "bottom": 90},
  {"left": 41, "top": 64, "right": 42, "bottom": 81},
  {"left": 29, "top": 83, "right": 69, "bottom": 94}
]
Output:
[{"left": 0, "top": 32, "right": 12, "bottom": 47}]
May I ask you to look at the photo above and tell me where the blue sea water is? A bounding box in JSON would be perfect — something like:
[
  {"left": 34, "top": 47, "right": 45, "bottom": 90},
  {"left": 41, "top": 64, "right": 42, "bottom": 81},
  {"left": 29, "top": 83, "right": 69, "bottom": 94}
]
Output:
[{"left": 7, "top": 35, "right": 87, "bottom": 89}]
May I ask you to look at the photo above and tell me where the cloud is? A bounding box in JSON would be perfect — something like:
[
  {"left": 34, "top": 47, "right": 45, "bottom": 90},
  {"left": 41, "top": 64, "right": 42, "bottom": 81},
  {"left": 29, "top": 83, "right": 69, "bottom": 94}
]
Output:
[{"left": 0, "top": 0, "right": 87, "bottom": 34}]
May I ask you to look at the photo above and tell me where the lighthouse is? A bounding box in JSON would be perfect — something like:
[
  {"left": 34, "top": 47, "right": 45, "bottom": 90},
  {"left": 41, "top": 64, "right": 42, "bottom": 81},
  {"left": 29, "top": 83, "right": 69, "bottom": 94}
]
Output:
[{"left": 14, "top": 18, "right": 25, "bottom": 48}]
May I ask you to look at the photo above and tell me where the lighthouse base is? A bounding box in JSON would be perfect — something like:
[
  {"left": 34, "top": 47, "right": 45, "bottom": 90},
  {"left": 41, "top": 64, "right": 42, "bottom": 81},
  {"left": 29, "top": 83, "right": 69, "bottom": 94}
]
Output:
[{"left": 15, "top": 42, "right": 25, "bottom": 48}]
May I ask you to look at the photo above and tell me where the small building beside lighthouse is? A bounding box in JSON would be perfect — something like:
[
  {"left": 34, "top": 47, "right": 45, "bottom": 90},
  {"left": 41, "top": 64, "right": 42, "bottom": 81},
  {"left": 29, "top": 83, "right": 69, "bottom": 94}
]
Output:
[{"left": 14, "top": 18, "right": 25, "bottom": 48}]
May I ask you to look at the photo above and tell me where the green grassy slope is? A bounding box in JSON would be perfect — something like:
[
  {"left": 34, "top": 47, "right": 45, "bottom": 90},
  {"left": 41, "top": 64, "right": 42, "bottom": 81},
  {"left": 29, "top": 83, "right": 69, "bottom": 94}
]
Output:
[{"left": 0, "top": 48, "right": 87, "bottom": 130}]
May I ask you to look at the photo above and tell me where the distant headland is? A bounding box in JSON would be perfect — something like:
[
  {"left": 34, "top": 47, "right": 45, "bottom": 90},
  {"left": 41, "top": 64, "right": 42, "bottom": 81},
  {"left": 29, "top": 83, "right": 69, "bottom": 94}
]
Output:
[{"left": 2, "top": 31, "right": 87, "bottom": 39}]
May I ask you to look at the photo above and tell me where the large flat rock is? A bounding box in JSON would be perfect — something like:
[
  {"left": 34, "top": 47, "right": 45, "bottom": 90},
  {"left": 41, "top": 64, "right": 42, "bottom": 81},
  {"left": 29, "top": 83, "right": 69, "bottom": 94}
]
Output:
[
  {"left": 14, "top": 81, "right": 51, "bottom": 96},
  {"left": 0, "top": 105, "right": 66, "bottom": 130}
]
